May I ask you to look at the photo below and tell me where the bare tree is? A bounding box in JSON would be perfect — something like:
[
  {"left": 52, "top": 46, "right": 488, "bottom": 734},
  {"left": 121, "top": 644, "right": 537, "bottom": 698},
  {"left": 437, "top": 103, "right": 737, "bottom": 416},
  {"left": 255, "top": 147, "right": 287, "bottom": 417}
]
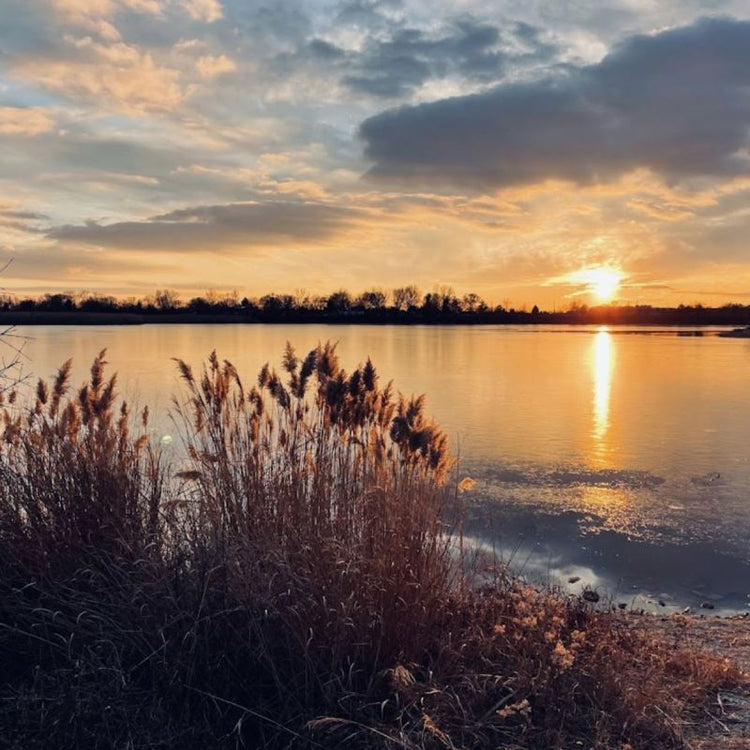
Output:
[
  {"left": 0, "top": 325, "right": 25, "bottom": 393},
  {"left": 461, "top": 292, "right": 483, "bottom": 312},
  {"left": 392, "top": 285, "right": 421, "bottom": 311},
  {"left": 293, "top": 288, "right": 311, "bottom": 309},
  {"left": 357, "top": 289, "right": 388, "bottom": 310},
  {"left": 0, "top": 259, "right": 26, "bottom": 392},
  {"left": 152, "top": 289, "right": 181, "bottom": 311}
]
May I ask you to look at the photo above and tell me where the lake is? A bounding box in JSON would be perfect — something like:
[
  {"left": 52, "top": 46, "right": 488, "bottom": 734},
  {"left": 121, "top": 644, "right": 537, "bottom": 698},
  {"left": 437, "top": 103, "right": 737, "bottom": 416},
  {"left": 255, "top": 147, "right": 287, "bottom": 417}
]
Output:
[{"left": 9, "top": 323, "right": 750, "bottom": 613}]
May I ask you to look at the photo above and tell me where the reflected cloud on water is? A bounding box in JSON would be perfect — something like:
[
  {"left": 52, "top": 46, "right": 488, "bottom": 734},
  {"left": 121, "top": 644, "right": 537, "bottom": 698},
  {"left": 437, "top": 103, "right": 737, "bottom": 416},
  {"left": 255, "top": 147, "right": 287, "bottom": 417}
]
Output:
[{"left": 463, "top": 502, "right": 750, "bottom": 614}]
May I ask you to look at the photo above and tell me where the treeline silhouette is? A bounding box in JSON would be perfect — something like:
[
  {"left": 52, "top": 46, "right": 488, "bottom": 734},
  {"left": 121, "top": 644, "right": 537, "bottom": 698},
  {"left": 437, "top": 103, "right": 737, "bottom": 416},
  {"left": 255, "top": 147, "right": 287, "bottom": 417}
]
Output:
[{"left": 2, "top": 286, "right": 750, "bottom": 325}]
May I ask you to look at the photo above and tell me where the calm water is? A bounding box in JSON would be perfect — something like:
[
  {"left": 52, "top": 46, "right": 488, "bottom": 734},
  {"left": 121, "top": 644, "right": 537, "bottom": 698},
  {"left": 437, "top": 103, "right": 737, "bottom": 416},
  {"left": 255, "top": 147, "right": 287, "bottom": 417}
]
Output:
[{"left": 11, "top": 324, "right": 750, "bottom": 612}]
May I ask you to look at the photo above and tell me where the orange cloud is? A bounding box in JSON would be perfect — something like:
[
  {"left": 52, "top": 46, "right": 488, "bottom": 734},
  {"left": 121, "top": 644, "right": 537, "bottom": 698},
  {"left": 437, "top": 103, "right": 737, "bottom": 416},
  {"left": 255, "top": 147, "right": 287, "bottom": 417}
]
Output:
[
  {"left": 0, "top": 106, "right": 56, "bottom": 136},
  {"left": 12, "top": 41, "right": 183, "bottom": 114},
  {"left": 196, "top": 54, "right": 236, "bottom": 79},
  {"left": 181, "top": 0, "right": 222, "bottom": 22},
  {"left": 627, "top": 199, "right": 694, "bottom": 222},
  {"left": 48, "top": 0, "right": 163, "bottom": 36}
]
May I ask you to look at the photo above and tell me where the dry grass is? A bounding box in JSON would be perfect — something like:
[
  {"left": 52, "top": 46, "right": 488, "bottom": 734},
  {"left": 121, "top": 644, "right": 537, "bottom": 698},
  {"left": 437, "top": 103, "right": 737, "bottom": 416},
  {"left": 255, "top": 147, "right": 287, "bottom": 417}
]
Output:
[{"left": 0, "top": 343, "right": 744, "bottom": 749}]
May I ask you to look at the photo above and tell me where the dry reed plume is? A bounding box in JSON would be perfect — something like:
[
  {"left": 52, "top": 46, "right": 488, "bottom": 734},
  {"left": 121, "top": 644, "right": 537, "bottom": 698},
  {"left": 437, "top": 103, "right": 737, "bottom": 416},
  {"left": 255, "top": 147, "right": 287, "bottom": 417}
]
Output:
[{"left": 0, "top": 343, "right": 744, "bottom": 749}]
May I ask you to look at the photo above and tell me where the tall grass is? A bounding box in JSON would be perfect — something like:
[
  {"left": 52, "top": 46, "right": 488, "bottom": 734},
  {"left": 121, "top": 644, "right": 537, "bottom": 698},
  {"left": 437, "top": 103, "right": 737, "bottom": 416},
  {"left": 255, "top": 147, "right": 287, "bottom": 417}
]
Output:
[{"left": 0, "top": 343, "right": 743, "bottom": 749}]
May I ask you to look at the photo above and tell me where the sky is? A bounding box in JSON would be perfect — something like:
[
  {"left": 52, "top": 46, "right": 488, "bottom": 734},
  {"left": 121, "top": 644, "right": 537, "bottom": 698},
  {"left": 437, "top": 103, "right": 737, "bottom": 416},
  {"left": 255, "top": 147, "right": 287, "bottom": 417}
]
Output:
[{"left": 1, "top": 0, "right": 749, "bottom": 307}]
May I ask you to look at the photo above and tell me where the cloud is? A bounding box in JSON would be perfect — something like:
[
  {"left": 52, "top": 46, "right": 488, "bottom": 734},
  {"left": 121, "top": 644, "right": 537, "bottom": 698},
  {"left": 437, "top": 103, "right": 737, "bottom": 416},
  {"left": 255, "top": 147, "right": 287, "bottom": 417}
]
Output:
[
  {"left": 0, "top": 106, "right": 56, "bottom": 136},
  {"left": 48, "top": 0, "right": 163, "bottom": 38},
  {"left": 334, "top": 0, "right": 404, "bottom": 30},
  {"left": 306, "top": 17, "right": 557, "bottom": 99},
  {"left": 181, "top": 0, "right": 222, "bottom": 23},
  {"left": 195, "top": 53, "right": 236, "bottom": 78},
  {"left": 3, "top": 244, "right": 179, "bottom": 286},
  {"left": 0, "top": 205, "right": 49, "bottom": 235},
  {"left": 51, "top": 0, "right": 217, "bottom": 24},
  {"left": 359, "top": 17, "right": 750, "bottom": 188},
  {"left": 627, "top": 198, "right": 694, "bottom": 222},
  {"left": 345, "top": 18, "right": 506, "bottom": 97},
  {"left": 11, "top": 39, "right": 184, "bottom": 114},
  {"left": 47, "top": 200, "right": 365, "bottom": 251}
]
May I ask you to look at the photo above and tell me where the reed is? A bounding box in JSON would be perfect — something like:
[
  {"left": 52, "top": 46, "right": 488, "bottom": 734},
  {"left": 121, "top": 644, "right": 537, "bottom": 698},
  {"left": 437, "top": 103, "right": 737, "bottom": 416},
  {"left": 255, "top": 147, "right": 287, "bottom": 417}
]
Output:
[{"left": 0, "top": 343, "right": 743, "bottom": 749}]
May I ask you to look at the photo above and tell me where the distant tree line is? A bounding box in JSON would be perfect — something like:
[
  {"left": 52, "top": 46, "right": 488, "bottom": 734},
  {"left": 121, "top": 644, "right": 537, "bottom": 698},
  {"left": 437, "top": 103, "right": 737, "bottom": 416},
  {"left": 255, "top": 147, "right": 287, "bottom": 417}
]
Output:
[{"left": 1, "top": 286, "right": 750, "bottom": 326}]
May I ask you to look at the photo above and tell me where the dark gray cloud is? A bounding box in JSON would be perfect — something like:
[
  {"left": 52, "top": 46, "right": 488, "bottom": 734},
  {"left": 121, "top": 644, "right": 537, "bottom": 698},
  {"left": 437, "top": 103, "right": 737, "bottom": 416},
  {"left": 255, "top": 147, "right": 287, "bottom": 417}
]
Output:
[
  {"left": 0, "top": 207, "right": 49, "bottom": 235},
  {"left": 342, "top": 19, "right": 503, "bottom": 98},
  {"left": 0, "top": 208, "right": 48, "bottom": 221},
  {"left": 334, "top": 0, "right": 404, "bottom": 30},
  {"left": 359, "top": 17, "right": 750, "bottom": 187},
  {"left": 47, "top": 201, "right": 364, "bottom": 251},
  {"left": 309, "top": 17, "right": 557, "bottom": 99}
]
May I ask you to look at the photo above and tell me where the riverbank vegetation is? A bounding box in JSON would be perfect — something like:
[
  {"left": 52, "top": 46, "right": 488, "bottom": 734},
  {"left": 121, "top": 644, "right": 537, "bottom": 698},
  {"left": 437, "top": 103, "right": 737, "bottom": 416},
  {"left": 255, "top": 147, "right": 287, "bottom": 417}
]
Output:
[
  {"left": 2, "top": 287, "right": 750, "bottom": 326},
  {"left": 0, "top": 344, "right": 744, "bottom": 748}
]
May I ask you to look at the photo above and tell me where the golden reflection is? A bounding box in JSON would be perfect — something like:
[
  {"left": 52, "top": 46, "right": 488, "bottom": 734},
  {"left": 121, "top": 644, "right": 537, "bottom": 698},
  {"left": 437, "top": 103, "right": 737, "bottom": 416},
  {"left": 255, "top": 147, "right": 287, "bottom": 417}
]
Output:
[{"left": 592, "top": 327, "right": 614, "bottom": 452}]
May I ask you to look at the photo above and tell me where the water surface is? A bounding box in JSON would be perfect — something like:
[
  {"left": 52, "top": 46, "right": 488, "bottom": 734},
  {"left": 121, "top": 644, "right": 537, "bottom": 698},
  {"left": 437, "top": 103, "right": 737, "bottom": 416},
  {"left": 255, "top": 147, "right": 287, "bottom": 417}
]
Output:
[{"left": 11, "top": 324, "right": 750, "bottom": 612}]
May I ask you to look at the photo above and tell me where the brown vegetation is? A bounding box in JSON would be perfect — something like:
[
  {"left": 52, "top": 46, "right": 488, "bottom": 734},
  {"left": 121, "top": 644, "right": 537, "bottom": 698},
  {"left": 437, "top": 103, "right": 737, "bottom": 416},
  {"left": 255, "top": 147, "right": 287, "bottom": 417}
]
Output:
[{"left": 0, "top": 344, "right": 745, "bottom": 748}]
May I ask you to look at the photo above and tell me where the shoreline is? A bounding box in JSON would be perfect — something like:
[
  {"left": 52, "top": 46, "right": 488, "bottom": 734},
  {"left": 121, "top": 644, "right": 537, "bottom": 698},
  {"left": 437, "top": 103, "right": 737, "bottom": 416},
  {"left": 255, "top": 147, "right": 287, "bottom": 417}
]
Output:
[{"left": 1, "top": 311, "right": 749, "bottom": 328}]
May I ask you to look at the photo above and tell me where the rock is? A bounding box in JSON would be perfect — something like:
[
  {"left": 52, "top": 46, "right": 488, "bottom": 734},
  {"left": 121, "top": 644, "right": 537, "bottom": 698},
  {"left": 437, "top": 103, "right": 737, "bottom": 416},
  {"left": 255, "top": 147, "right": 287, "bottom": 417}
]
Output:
[
  {"left": 618, "top": 603, "right": 627, "bottom": 610},
  {"left": 701, "top": 602, "right": 715, "bottom": 610},
  {"left": 568, "top": 576, "right": 581, "bottom": 584},
  {"left": 658, "top": 600, "right": 666, "bottom": 607},
  {"left": 682, "top": 607, "right": 691, "bottom": 614},
  {"left": 582, "top": 590, "right": 600, "bottom": 604}
]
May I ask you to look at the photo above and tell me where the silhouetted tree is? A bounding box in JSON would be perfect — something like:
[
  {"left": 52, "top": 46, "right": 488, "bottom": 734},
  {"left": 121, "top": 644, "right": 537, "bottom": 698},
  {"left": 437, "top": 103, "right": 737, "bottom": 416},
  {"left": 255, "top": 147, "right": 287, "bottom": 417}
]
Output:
[
  {"left": 461, "top": 293, "right": 483, "bottom": 313},
  {"left": 152, "top": 289, "right": 181, "bottom": 311},
  {"left": 293, "top": 288, "right": 311, "bottom": 309},
  {"left": 187, "top": 296, "right": 211, "bottom": 314},
  {"left": 260, "top": 294, "right": 285, "bottom": 314},
  {"left": 240, "top": 297, "right": 259, "bottom": 315},
  {"left": 79, "top": 295, "right": 117, "bottom": 312},
  {"left": 357, "top": 289, "right": 388, "bottom": 310},
  {"left": 42, "top": 293, "right": 76, "bottom": 312},
  {"left": 326, "top": 290, "right": 352, "bottom": 313},
  {"left": 392, "top": 285, "right": 421, "bottom": 311},
  {"left": 421, "top": 293, "right": 440, "bottom": 315}
]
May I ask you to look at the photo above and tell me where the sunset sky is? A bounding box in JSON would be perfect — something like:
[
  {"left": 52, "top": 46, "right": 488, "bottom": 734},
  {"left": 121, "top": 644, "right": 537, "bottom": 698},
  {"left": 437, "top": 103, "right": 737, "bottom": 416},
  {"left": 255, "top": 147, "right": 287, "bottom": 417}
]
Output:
[{"left": 1, "top": 0, "right": 749, "bottom": 307}]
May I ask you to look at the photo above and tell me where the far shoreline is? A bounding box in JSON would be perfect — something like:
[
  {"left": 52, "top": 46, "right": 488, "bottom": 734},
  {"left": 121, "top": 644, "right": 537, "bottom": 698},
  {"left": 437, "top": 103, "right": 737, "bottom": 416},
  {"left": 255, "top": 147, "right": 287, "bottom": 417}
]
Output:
[{"left": 2, "top": 310, "right": 750, "bottom": 329}]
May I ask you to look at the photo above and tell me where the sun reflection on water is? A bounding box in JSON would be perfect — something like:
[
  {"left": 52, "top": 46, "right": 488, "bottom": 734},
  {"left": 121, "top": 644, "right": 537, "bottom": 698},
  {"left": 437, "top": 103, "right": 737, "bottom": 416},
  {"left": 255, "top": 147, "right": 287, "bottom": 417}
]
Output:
[{"left": 592, "top": 327, "right": 614, "bottom": 457}]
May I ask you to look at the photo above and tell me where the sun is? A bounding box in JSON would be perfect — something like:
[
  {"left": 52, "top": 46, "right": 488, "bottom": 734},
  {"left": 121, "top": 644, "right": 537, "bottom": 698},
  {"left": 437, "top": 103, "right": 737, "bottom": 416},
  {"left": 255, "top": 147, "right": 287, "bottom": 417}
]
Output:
[
  {"left": 580, "top": 267, "right": 624, "bottom": 302},
  {"left": 548, "top": 265, "right": 627, "bottom": 304},
  {"left": 589, "top": 268, "right": 622, "bottom": 301}
]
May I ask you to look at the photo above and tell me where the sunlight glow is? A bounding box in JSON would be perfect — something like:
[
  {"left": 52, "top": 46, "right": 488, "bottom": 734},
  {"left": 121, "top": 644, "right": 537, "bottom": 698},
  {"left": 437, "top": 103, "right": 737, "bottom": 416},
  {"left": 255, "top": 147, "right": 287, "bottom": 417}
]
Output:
[
  {"left": 583, "top": 267, "right": 624, "bottom": 301},
  {"left": 592, "top": 327, "right": 613, "bottom": 450},
  {"left": 547, "top": 265, "right": 626, "bottom": 304}
]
